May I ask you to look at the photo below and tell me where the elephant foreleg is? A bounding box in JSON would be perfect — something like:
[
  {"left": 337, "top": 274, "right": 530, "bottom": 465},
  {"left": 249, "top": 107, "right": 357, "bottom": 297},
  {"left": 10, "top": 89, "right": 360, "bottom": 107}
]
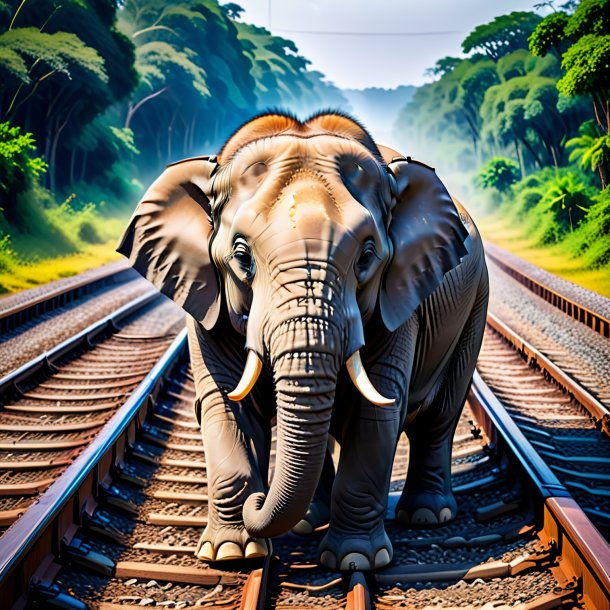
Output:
[
  {"left": 319, "top": 321, "right": 415, "bottom": 571},
  {"left": 187, "top": 318, "right": 270, "bottom": 561}
]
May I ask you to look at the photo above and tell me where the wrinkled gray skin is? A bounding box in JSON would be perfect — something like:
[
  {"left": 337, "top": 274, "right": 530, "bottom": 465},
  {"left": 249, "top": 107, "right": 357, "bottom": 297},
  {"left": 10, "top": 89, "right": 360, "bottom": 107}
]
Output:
[{"left": 118, "top": 111, "right": 489, "bottom": 571}]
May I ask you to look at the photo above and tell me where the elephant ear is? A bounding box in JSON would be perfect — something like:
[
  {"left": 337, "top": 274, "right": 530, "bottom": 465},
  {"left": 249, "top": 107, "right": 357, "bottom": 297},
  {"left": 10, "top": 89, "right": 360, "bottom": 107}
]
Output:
[
  {"left": 117, "top": 156, "right": 221, "bottom": 330},
  {"left": 379, "top": 154, "right": 470, "bottom": 332}
]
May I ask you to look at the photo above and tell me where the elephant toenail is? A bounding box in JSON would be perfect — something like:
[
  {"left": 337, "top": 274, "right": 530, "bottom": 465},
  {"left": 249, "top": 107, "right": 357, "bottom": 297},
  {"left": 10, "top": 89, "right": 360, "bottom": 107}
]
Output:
[
  {"left": 196, "top": 541, "right": 215, "bottom": 561},
  {"left": 245, "top": 539, "right": 268, "bottom": 558},
  {"left": 339, "top": 552, "right": 371, "bottom": 571},
  {"left": 439, "top": 508, "right": 453, "bottom": 522},
  {"left": 411, "top": 508, "right": 438, "bottom": 524},
  {"left": 320, "top": 550, "right": 337, "bottom": 569},
  {"left": 396, "top": 509, "right": 409, "bottom": 524},
  {"left": 292, "top": 520, "right": 314, "bottom": 535},
  {"left": 216, "top": 542, "right": 243, "bottom": 561},
  {"left": 374, "top": 548, "right": 392, "bottom": 568}
]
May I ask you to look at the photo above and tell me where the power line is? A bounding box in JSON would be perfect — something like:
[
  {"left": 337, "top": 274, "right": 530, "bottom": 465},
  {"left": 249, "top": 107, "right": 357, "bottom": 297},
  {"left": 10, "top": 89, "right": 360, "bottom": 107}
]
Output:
[
  {"left": 273, "top": 28, "right": 463, "bottom": 37},
  {"left": 265, "top": 0, "right": 462, "bottom": 37}
]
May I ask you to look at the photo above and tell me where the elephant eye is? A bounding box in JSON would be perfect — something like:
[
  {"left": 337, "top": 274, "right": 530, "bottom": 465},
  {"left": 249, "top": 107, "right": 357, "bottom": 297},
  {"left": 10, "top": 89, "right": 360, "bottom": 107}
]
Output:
[
  {"left": 232, "top": 237, "right": 255, "bottom": 281},
  {"left": 339, "top": 158, "right": 371, "bottom": 201},
  {"left": 355, "top": 240, "right": 379, "bottom": 283},
  {"left": 242, "top": 161, "right": 267, "bottom": 177},
  {"left": 340, "top": 160, "right": 364, "bottom": 181},
  {"left": 240, "top": 161, "right": 268, "bottom": 190}
]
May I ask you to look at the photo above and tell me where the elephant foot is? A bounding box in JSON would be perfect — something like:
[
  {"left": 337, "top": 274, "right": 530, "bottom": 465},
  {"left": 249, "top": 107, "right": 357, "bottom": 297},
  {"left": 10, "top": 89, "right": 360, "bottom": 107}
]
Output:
[
  {"left": 292, "top": 498, "right": 330, "bottom": 535},
  {"left": 318, "top": 525, "right": 392, "bottom": 571},
  {"left": 195, "top": 524, "right": 269, "bottom": 562},
  {"left": 396, "top": 490, "right": 457, "bottom": 527}
]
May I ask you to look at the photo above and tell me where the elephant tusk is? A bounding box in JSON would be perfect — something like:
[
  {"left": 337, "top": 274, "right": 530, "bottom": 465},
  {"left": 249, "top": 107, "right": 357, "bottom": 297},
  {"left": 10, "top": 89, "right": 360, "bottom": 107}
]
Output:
[
  {"left": 346, "top": 351, "right": 395, "bottom": 407},
  {"left": 228, "top": 350, "right": 263, "bottom": 401}
]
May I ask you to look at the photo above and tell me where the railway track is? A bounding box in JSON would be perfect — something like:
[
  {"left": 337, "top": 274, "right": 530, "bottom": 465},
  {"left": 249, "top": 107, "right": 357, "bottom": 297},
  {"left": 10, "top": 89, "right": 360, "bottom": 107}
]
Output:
[
  {"left": 484, "top": 243, "right": 610, "bottom": 340},
  {"left": 0, "top": 290, "right": 185, "bottom": 532},
  {"left": 0, "top": 260, "right": 134, "bottom": 334},
  {"left": 0, "top": 321, "right": 608, "bottom": 607},
  {"left": 0, "top": 249, "right": 609, "bottom": 608}
]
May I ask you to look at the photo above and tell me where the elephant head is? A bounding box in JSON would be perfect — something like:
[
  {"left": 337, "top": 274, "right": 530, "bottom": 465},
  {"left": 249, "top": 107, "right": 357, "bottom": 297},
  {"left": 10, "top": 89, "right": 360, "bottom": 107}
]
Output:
[{"left": 117, "top": 111, "right": 469, "bottom": 538}]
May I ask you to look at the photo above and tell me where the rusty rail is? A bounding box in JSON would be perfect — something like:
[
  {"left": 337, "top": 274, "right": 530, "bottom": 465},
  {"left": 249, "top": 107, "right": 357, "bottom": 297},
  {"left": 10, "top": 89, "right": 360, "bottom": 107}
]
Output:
[
  {"left": 486, "top": 311, "right": 610, "bottom": 436},
  {"left": 470, "top": 370, "right": 610, "bottom": 607},
  {"left": 0, "top": 329, "right": 188, "bottom": 604}
]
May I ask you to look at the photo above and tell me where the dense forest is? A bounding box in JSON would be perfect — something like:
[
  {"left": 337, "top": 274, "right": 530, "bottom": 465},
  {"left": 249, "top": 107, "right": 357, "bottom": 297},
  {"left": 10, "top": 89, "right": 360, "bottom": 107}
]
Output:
[
  {"left": 395, "top": 0, "right": 610, "bottom": 271},
  {"left": 0, "top": 0, "right": 347, "bottom": 289},
  {"left": 0, "top": 0, "right": 608, "bottom": 293}
]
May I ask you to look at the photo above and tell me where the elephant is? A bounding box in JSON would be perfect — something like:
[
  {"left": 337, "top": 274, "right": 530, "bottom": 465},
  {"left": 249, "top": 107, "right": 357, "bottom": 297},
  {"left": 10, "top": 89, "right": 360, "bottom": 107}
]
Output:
[{"left": 117, "top": 111, "right": 489, "bottom": 571}]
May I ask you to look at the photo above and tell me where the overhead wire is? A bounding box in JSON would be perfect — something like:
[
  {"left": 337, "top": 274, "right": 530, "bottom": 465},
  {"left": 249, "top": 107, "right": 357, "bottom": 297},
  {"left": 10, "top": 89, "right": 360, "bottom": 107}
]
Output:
[{"left": 266, "top": 0, "right": 463, "bottom": 37}]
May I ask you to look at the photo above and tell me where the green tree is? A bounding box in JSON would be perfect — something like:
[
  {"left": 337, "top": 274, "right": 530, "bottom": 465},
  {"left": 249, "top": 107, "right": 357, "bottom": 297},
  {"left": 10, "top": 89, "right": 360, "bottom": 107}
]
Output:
[
  {"left": 119, "top": 0, "right": 258, "bottom": 169},
  {"left": 462, "top": 11, "right": 542, "bottom": 61},
  {"left": 557, "top": 34, "right": 610, "bottom": 132},
  {"left": 0, "top": 121, "right": 47, "bottom": 220},
  {"left": 480, "top": 50, "right": 588, "bottom": 170},
  {"left": 528, "top": 11, "right": 570, "bottom": 58},
  {"left": 477, "top": 157, "right": 520, "bottom": 192},
  {"left": 0, "top": 0, "right": 138, "bottom": 192},
  {"left": 395, "top": 55, "right": 499, "bottom": 172},
  {"left": 530, "top": 0, "right": 610, "bottom": 137}
]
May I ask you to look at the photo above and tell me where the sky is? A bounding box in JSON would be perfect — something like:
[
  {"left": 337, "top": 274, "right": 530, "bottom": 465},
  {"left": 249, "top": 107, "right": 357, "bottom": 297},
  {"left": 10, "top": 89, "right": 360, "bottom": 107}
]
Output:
[{"left": 234, "top": 0, "right": 548, "bottom": 90}]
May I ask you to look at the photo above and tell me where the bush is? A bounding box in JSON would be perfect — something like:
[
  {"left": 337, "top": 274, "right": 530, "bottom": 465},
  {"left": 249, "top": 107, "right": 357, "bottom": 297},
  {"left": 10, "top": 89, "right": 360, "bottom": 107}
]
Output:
[
  {"left": 477, "top": 157, "right": 521, "bottom": 192},
  {"left": 78, "top": 221, "right": 103, "bottom": 244},
  {"left": 500, "top": 167, "right": 594, "bottom": 244},
  {"left": 0, "top": 122, "right": 47, "bottom": 221},
  {"left": 568, "top": 188, "right": 610, "bottom": 267}
]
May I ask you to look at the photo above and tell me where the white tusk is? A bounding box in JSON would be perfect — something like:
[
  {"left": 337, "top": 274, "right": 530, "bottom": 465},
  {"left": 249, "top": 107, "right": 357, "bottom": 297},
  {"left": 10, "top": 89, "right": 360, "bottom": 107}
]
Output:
[
  {"left": 228, "top": 350, "right": 263, "bottom": 401},
  {"left": 346, "top": 351, "right": 395, "bottom": 407}
]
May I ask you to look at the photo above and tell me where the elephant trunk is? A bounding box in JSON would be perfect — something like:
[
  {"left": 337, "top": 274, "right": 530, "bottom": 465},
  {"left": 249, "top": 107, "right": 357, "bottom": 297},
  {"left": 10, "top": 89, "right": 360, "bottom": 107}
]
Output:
[{"left": 242, "top": 317, "right": 341, "bottom": 539}]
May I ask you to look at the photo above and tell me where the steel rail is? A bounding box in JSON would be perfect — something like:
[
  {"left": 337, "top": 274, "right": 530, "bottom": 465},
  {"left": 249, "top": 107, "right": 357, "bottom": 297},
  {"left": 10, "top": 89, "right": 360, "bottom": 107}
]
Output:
[
  {"left": 485, "top": 245, "right": 610, "bottom": 339},
  {"left": 469, "top": 370, "right": 610, "bottom": 607},
  {"left": 0, "top": 288, "right": 159, "bottom": 400},
  {"left": 0, "top": 260, "right": 135, "bottom": 334},
  {"left": 0, "top": 328, "right": 188, "bottom": 596},
  {"left": 486, "top": 311, "right": 610, "bottom": 436}
]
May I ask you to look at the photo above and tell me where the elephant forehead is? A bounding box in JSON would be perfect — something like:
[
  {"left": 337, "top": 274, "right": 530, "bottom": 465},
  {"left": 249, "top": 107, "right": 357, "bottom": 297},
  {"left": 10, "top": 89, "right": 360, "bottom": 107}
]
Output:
[{"left": 270, "top": 169, "right": 339, "bottom": 220}]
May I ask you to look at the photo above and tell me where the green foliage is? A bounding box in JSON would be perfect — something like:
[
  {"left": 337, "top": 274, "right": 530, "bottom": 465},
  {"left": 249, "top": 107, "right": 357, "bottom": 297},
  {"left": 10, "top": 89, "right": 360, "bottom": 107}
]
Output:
[
  {"left": 425, "top": 56, "right": 462, "bottom": 78},
  {"left": 495, "top": 166, "right": 595, "bottom": 244},
  {"left": 109, "top": 127, "right": 140, "bottom": 156},
  {"left": 534, "top": 169, "right": 592, "bottom": 241},
  {"left": 0, "top": 27, "right": 108, "bottom": 86},
  {"left": 557, "top": 34, "right": 610, "bottom": 98},
  {"left": 0, "top": 121, "right": 47, "bottom": 199},
  {"left": 565, "top": 0, "right": 610, "bottom": 37},
  {"left": 0, "top": 234, "right": 16, "bottom": 274},
  {"left": 136, "top": 40, "right": 210, "bottom": 96},
  {"left": 568, "top": 120, "right": 610, "bottom": 186},
  {"left": 479, "top": 52, "right": 586, "bottom": 168},
  {"left": 477, "top": 157, "right": 520, "bottom": 192},
  {"left": 462, "top": 11, "right": 542, "bottom": 61},
  {"left": 528, "top": 12, "right": 569, "bottom": 56},
  {"left": 567, "top": 187, "right": 610, "bottom": 266}
]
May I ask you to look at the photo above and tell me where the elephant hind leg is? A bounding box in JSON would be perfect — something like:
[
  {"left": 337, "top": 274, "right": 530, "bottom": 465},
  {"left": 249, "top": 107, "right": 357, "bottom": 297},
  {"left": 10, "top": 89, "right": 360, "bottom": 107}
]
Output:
[
  {"left": 397, "top": 279, "right": 488, "bottom": 527},
  {"left": 397, "top": 392, "right": 462, "bottom": 526}
]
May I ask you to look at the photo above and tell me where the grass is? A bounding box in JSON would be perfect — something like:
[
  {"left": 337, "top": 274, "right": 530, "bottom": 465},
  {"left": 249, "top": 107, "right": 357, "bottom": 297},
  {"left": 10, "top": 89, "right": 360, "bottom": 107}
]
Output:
[
  {"left": 0, "top": 241, "right": 122, "bottom": 294},
  {"left": 476, "top": 212, "right": 610, "bottom": 297},
  {"left": 0, "top": 185, "right": 130, "bottom": 295}
]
